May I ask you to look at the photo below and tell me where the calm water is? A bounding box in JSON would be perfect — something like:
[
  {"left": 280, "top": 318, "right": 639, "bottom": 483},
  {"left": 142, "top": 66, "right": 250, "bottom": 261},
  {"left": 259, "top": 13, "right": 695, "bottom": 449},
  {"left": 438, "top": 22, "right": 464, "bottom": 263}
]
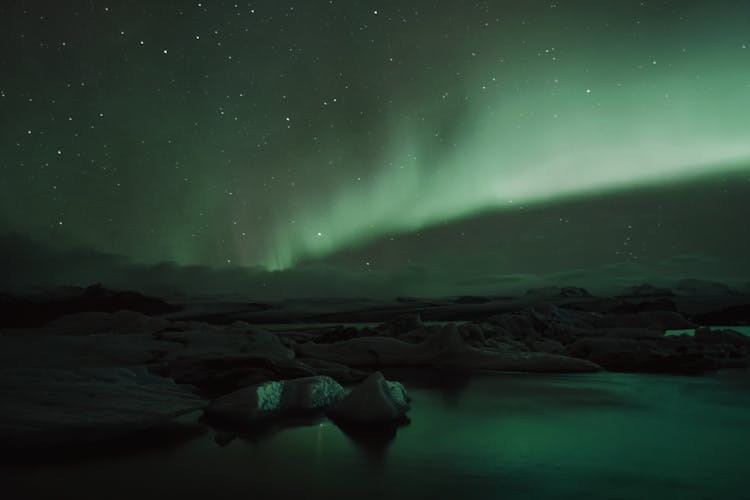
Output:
[{"left": 4, "top": 369, "right": 750, "bottom": 500}]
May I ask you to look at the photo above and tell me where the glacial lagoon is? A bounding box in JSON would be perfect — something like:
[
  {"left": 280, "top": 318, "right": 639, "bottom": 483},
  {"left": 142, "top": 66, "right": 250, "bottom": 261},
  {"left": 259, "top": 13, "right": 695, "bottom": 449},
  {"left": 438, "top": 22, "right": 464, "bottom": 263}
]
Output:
[{"left": 4, "top": 368, "right": 749, "bottom": 500}]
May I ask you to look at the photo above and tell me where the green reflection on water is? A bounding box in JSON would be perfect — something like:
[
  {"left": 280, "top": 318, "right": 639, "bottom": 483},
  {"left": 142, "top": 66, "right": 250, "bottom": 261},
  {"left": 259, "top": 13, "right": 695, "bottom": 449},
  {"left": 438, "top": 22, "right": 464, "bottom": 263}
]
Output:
[{"left": 4, "top": 370, "right": 750, "bottom": 500}]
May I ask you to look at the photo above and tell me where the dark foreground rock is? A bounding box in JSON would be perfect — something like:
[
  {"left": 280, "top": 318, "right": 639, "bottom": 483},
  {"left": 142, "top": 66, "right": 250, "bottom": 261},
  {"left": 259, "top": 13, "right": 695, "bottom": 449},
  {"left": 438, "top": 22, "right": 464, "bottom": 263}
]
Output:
[
  {"left": 692, "top": 304, "right": 750, "bottom": 326},
  {"left": 0, "top": 366, "right": 206, "bottom": 456},
  {"left": 694, "top": 327, "right": 750, "bottom": 347},
  {"left": 565, "top": 338, "right": 721, "bottom": 374}
]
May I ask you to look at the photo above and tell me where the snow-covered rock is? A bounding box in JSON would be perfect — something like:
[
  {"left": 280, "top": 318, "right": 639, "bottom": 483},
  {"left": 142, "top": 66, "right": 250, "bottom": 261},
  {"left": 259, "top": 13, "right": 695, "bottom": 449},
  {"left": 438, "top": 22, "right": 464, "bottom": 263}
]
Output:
[
  {"left": 326, "top": 371, "right": 410, "bottom": 424},
  {"left": 163, "top": 353, "right": 316, "bottom": 396},
  {"left": 676, "top": 279, "right": 738, "bottom": 296},
  {"left": 620, "top": 284, "right": 675, "bottom": 298},
  {"left": 159, "top": 321, "right": 294, "bottom": 360},
  {"left": 298, "top": 324, "right": 602, "bottom": 372},
  {"left": 297, "top": 335, "right": 429, "bottom": 365},
  {"left": 525, "top": 286, "right": 591, "bottom": 298},
  {"left": 41, "top": 310, "right": 171, "bottom": 335},
  {"left": 205, "top": 375, "right": 346, "bottom": 425},
  {"left": 158, "top": 323, "right": 300, "bottom": 393}
]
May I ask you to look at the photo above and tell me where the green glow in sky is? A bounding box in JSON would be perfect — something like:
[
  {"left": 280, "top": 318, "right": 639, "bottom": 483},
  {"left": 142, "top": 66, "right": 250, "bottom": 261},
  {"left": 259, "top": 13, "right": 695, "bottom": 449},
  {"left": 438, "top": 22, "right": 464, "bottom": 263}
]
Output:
[
  {"left": 1, "top": 1, "right": 749, "bottom": 279},
  {"left": 265, "top": 54, "right": 750, "bottom": 269}
]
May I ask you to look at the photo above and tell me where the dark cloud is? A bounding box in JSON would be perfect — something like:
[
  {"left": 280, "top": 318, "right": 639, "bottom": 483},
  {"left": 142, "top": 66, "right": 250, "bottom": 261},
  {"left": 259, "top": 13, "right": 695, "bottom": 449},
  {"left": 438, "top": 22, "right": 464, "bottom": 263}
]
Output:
[
  {"left": 2, "top": 230, "right": 747, "bottom": 299},
  {"left": 0, "top": 233, "right": 425, "bottom": 299}
]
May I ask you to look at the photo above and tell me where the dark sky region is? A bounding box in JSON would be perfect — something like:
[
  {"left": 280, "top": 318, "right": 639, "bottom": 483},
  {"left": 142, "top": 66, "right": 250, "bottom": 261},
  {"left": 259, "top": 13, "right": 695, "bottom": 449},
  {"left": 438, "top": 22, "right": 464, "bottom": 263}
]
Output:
[{"left": 0, "top": 1, "right": 749, "bottom": 297}]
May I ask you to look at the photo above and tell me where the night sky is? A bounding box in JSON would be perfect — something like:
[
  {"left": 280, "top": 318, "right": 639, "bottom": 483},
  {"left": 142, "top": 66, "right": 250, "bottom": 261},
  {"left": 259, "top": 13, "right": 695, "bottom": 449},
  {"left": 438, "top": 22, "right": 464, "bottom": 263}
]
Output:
[{"left": 1, "top": 1, "right": 749, "bottom": 297}]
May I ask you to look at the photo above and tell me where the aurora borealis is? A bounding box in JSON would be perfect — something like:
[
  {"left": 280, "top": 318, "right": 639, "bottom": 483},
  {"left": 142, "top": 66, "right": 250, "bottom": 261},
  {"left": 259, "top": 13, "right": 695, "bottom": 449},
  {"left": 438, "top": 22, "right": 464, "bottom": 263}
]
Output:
[{"left": 1, "top": 0, "right": 749, "bottom": 296}]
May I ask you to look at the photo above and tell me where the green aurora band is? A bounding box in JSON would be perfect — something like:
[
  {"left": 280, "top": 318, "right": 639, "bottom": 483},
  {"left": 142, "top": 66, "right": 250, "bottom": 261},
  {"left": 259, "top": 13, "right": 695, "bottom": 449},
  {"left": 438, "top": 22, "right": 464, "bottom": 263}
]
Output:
[
  {"left": 1, "top": 1, "right": 749, "bottom": 273},
  {"left": 264, "top": 52, "right": 750, "bottom": 269}
]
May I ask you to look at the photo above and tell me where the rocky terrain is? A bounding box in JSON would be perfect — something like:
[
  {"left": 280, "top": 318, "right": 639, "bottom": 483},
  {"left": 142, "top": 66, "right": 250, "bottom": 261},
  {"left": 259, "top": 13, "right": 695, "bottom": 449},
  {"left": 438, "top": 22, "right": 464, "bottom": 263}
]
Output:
[{"left": 1, "top": 282, "right": 748, "bottom": 462}]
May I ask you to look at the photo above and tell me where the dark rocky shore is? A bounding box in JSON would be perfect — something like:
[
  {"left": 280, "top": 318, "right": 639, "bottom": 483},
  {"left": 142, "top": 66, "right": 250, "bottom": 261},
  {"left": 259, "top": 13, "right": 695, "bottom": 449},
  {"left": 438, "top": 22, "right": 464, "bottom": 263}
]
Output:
[{"left": 1, "top": 282, "right": 749, "bottom": 462}]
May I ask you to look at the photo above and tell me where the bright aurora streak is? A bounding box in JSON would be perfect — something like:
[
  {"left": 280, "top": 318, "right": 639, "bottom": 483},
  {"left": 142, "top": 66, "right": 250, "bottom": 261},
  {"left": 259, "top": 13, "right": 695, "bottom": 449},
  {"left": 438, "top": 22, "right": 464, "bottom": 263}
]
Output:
[{"left": 0, "top": 0, "right": 748, "bottom": 282}]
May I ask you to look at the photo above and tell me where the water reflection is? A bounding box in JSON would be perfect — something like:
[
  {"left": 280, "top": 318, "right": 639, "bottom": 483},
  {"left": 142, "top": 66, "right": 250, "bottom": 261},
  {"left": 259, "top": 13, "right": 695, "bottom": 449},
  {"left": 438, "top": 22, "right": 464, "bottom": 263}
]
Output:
[
  {"left": 334, "top": 420, "right": 403, "bottom": 464},
  {"left": 3, "top": 369, "right": 750, "bottom": 500}
]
